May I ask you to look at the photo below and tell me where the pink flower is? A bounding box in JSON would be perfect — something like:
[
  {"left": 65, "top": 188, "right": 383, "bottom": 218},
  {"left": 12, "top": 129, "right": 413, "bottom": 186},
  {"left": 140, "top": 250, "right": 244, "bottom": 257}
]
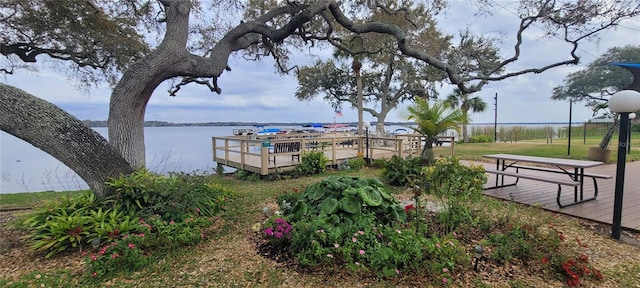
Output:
[
  {"left": 111, "top": 253, "right": 120, "bottom": 259},
  {"left": 90, "top": 254, "right": 98, "bottom": 261},
  {"left": 138, "top": 233, "right": 145, "bottom": 237},
  {"left": 128, "top": 243, "right": 135, "bottom": 249},
  {"left": 91, "top": 272, "right": 97, "bottom": 277},
  {"left": 352, "top": 237, "right": 357, "bottom": 243},
  {"left": 201, "top": 232, "right": 205, "bottom": 239},
  {"left": 81, "top": 251, "right": 87, "bottom": 256},
  {"left": 334, "top": 243, "right": 340, "bottom": 248},
  {"left": 436, "top": 243, "right": 441, "bottom": 249},
  {"left": 395, "top": 269, "right": 400, "bottom": 275},
  {"left": 327, "top": 254, "right": 334, "bottom": 258},
  {"left": 359, "top": 250, "right": 365, "bottom": 255},
  {"left": 195, "top": 207, "right": 201, "bottom": 213},
  {"left": 358, "top": 230, "right": 364, "bottom": 235},
  {"left": 169, "top": 220, "right": 175, "bottom": 225},
  {"left": 448, "top": 241, "right": 454, "bottom": 246},
  {"left": 442, "top": 268, "right": 449, "bottom": 273},
  {"left": 443, "top": 277, "right": 448, "bottom": 283}
]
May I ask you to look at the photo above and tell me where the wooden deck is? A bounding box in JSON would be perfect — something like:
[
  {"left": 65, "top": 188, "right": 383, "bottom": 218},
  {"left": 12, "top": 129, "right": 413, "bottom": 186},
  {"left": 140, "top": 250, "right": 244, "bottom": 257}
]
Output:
[
  {"left": 471, "top": 160, "right": 640, "bottom": 232},
  {"left": 212, "top": 134, "right": 455, "bottom": 175}
]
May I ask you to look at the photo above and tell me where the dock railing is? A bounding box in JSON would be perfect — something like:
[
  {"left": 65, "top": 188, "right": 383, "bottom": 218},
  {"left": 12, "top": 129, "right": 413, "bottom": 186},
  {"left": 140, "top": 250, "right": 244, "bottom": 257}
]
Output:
[{"left": 212, "top": 134, "right": 410, "bottom": 175}]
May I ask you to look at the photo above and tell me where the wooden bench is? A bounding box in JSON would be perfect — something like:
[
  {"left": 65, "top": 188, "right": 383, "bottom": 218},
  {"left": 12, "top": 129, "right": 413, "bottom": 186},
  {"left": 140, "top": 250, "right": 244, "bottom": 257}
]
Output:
[
  {"left": 269, "top": 142, "right": 301, "bottom": 164},
  {"left": 510, "top": 164, "right": 612, "bottom": 179},
  {"left": 485, "top": 169, "right": 583, "bottom": 207}
]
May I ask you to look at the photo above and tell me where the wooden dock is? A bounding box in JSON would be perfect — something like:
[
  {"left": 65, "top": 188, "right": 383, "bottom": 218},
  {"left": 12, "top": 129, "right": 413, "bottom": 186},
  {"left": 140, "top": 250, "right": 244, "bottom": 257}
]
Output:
[{"left": 212, "top": 133, "right": 455, "bottom": 175}]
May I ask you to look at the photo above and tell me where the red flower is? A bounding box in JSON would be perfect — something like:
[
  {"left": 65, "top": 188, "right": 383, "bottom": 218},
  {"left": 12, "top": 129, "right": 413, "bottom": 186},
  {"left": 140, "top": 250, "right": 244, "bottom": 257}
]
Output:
[
  {"left": 404, "top": 204, "right": 415, "bottom": 212},
  {"left": 67, "top": 227, "right": 82, "bottom": 236},
  {"left": 541, "top": 256, "right": 549, "bottom": 264},
  {"left": 108, "top": 228, "right": 120, "bottom": 238}
]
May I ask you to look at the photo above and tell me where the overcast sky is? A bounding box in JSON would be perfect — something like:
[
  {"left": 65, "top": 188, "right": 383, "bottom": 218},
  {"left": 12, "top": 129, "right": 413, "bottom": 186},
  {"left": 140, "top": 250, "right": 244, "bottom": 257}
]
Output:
[{"left": 2, "top": 2, "right": 639, "bottom": 125}]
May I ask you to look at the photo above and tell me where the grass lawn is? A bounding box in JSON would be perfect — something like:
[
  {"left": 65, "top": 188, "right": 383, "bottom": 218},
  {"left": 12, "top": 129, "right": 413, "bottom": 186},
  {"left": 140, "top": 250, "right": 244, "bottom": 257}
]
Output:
[{"left": 434, "top": 136, "right": 640, "bottom": 162}]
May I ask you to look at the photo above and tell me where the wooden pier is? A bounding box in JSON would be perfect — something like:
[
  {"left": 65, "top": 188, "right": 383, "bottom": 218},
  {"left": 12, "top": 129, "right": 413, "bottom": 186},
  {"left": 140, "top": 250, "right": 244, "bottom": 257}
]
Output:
[{"left": 212, "top": 133, "right": 456, "bottom": 175}]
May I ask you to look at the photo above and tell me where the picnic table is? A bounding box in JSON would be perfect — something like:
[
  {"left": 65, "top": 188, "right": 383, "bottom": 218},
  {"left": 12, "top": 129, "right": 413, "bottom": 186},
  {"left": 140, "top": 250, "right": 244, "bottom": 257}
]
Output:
[{"left": 483, "top": 154, "right": 611, "bottom": 208}]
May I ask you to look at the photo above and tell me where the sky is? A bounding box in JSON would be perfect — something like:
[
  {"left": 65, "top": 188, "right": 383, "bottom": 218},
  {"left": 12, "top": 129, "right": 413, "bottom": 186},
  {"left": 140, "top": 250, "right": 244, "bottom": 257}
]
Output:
[{"left": 1, "top": 1, "right": 639, "bottom": 126}]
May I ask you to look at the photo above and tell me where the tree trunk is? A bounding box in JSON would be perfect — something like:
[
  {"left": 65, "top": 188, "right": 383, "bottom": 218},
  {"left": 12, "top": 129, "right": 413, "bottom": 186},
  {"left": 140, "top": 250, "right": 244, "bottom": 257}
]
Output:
[
  {"left": 462, "top": 123, "right": 469, "bottom": 143},
  {"left": 599, "top": 118, "right": 619, "bottom": 149},
  {"left": 108, "top": 1, "right": 192, "bottom": 168},
  {"left": 462, "top": 109, "right": 469, "bottom": 143},
  {"left": 354, "top": 60, "right": 364, "bottom": 136},
  {"left": 421, "top": 138, "right": 435, "bottom": 164},
  {"left": 0, "top": 84, "right": 134, "bottom": 198}
]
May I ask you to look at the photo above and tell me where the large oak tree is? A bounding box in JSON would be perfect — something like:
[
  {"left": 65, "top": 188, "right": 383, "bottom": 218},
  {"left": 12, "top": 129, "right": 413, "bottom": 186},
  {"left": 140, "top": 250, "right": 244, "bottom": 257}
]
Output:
[
  {"left": 1, "top": 0, "right": 638, "bottom": 196},
  {"left": 551, "top": 45, "right": 640, "bottom": 149}
]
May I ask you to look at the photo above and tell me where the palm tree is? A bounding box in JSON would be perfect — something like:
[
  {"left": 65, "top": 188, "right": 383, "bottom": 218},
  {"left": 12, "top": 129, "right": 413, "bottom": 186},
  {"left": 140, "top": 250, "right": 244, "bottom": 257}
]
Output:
[
  {"left": 445, "top": 88, "right": 487, "bottom": 143},
  {"left": 405, "top": 98, "right": 466, "bottom": 164}
]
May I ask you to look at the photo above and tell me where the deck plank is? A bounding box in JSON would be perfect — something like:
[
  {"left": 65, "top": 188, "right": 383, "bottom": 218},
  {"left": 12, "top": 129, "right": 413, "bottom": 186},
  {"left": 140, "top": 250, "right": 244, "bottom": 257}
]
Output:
[{"left": 474, "top": 160, "right": 640, "bottom": 232}]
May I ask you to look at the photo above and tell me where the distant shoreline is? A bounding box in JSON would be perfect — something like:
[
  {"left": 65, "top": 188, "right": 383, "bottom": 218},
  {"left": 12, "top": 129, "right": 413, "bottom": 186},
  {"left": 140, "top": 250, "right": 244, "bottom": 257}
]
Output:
[{"left": 82, "top": 120, "right": 580, "bottom": 128}]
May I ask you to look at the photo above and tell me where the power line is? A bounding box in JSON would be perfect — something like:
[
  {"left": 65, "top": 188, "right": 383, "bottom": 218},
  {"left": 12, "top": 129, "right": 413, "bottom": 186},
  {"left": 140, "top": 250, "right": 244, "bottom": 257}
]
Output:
[{"left": 617, "top": 24, "right": 640, "bottom": 33}]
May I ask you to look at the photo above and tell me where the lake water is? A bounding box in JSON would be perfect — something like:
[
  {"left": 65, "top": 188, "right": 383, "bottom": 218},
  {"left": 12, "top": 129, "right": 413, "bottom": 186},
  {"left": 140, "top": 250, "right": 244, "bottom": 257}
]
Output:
[
  {"left": 0, "top": 123, "right": 566, "bottom": 194},
  {"left": 0, "top": 126, "right": 255, "bottom": 194}
]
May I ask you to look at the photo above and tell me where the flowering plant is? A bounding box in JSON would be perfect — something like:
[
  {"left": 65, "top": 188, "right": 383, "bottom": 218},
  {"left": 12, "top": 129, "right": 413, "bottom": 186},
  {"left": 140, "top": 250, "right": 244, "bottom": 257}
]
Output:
[
  {"left": 263, "top": 217, "right": 293, "bottom": 247},
  {"left": 84, "top": 233, "right": 149, "bottom": 278}
]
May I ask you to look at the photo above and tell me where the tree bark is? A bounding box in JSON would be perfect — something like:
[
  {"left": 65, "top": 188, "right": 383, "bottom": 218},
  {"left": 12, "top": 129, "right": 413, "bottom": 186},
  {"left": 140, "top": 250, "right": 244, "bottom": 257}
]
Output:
[
  {"left": 0, "top": 84, "right": 134, "bottom": 198},
  {"left": 108, "top": 1, "right": 193, "bottom": 168}
]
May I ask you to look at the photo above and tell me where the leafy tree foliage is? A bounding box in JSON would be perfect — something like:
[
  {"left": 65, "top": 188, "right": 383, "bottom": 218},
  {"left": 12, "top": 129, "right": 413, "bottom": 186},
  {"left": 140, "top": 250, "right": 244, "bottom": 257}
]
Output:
[
  {"left": 445, "top": 88, "right": 487, "bottom": 143},
  {"left": 0, "top": 0, "right": 149, "bottom": 83},
  {"left": 551, "top": 45, "right": 640, "bottom": 149},
  {"left": 404, "top": 98, "right": 465, "bottom": 163}
]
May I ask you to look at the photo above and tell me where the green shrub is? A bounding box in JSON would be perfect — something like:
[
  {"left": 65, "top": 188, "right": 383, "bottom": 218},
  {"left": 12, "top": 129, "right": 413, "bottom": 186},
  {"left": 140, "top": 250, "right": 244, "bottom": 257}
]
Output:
[
  {"left": 294, "top": 151, "right": 329, "bottom": 176},
  {"left": 346, "top": 157, "right": 366, "bottom": 170},
  {"left": 235, "top": 169, "right": 260, "bottom": 181},
  {"left": 20, "top": 192, "right": 145, "bottom": 258},
  {"left": 286, "top": 176, "right": 406, "bottom": 224},
  {"left": 487, "top": 225, "right": 536, "bottom": 263},
  {"left": 105, "top": 169, "right": 233, "bottom": 222},
  {"left": 141, "top": 215, "right": 214, "bottom": 248},
  {"left": 421, "top": 157, "right": 486, "bottom": 233},
  {"left": 468, "top": 135, "right": 494, "bottom": 143},
  {"left": 279, "top": 176, "right": 471, "bottom": 278},
  {"left": 276, "top": 188, "right": 301, "bottom": 215},
  {"left": 381, "top": 155, "right": 422, "bottom": 187},
  {"left": 370, "top": 158, "right": 386, "bottom": 168},
  {"left": 84, "top": 233, "right": 149, "bottom": 278}
]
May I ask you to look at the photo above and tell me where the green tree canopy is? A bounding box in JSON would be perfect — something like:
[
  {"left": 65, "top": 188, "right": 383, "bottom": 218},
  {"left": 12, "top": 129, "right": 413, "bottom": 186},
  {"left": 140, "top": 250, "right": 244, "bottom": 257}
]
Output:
[{"left": 551, "top": 45, "right": 640, "bottom": 149}]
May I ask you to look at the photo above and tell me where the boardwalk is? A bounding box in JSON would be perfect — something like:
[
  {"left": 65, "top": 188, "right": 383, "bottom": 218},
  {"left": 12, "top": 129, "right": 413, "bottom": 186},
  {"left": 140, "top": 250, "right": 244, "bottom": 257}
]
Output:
[{"left": 473, "top": 160, "right": 640, "bottom": 232}]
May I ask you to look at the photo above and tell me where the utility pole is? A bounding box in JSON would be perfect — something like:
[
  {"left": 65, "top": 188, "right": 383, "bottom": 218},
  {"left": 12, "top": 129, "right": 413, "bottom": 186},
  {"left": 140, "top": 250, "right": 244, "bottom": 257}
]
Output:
[
  {"left": 494, "top": 93, "right": 498, "bottom": 142},
  {"left": 568, "top": 100, "right": 572, "bottom": 156}
]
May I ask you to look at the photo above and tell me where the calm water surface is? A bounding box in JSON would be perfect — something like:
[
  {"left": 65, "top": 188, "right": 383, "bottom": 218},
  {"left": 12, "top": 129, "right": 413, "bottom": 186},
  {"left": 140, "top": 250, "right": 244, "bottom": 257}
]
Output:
[
  {"left": 0, "top": 126, "right": 253, "bottom": 193},
  {"left": 0, "top": 123, "right": 564, "bottom": 193}
]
